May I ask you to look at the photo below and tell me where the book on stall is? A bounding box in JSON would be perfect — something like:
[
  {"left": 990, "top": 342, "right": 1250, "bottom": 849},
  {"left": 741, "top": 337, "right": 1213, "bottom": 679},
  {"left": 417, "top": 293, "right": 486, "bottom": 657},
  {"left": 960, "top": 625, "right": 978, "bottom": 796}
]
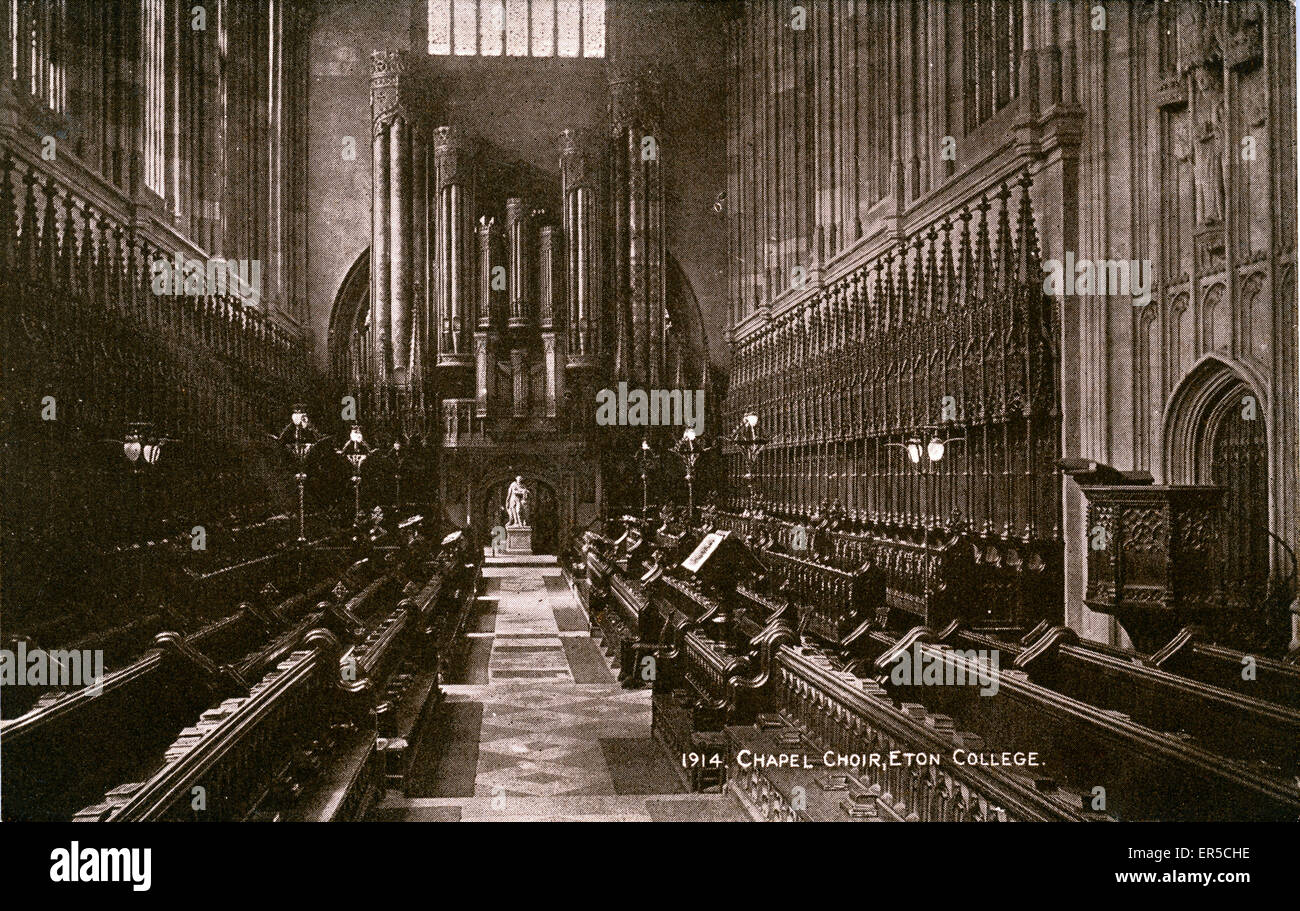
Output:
[{"left": 816, "top": 773, "right": 851, "bottom": 792}]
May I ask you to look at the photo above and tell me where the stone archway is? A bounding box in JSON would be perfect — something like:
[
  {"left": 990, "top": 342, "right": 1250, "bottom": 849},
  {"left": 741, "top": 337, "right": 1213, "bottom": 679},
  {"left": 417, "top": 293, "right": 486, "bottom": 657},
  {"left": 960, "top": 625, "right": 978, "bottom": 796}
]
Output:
[
  {"left": 1163, "top": 355, "right": 1270, "bottom": 487},
  {"left": 479, "top": 476, "right": 560, "bottom": 554},
  {"left": 1163, "top": 354, "right": 1272, "bottom": 600},
  {"left": 471, "top": 461, "right": 568, "bottom": 555}
]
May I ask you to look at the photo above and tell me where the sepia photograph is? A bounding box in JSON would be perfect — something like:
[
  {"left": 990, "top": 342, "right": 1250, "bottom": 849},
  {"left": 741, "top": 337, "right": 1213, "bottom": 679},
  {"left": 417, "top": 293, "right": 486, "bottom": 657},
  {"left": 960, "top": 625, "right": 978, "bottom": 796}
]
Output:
[{"left": 0, "top": 0, "right": 1296, "bottom": 891}]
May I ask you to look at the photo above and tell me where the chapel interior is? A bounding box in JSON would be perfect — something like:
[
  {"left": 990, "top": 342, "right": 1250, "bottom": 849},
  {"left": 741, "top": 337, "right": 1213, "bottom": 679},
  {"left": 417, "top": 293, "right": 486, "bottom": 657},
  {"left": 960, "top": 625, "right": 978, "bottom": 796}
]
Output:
[{"left": 1, "top": 0, "right": 1298, "bottom": 823}]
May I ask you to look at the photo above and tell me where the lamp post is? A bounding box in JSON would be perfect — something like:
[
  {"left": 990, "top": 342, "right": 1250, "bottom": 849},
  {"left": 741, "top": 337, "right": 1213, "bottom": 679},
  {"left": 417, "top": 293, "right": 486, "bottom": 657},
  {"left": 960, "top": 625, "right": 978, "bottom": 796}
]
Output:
[
  {"left": 672, "top": 428, "right": 709, "bottom": 523},
  {"left": 729, "top": 411, "right": 769, "bottom": 509},
  {"left": 634, "top": 437, "right": 658, "bottom": 517},
  {"left": 385, "top": 433, "right": 419, "bottom": 513},
  {"left": 274, "top": 404, "right": 325, "bottom": 544},
  {"left": 886, "top": 428, "right": 965, "bottom": 528},
  {"left": 337, "top": 423, "right": 375, "bottom": 527},
  {"left": 886, "top": 429, "right": 964, "bottom": 467},
  {"left": 121, "top": 421, "right": 167, "bottom": 474},
  {"left": 115, "top": 422, "right": 170, "bottom": 604}
]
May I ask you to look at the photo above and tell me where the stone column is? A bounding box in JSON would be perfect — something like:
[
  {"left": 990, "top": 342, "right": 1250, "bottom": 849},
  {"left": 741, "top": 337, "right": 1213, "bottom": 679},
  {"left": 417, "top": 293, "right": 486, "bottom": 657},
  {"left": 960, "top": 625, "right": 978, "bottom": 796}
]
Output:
[
  {"left": 476, "top": 216, "right": 504, "bottom": 419},
  {"left": 434, "top": 126, "right": 476, "bottom": 370},
  {"left": 370, "top": 51, "right": 397, "bottom": 384}
]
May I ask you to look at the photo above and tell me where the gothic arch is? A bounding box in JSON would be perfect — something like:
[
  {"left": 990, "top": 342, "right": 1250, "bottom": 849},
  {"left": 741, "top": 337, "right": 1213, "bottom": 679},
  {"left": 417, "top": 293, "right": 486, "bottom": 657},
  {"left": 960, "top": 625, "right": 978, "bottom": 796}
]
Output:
[
  {"left": 1162, "top": 353, "right": 1270, "bottom": 485},
  {"left": 1168, "top": 291, "right": 1190, "bottom": 382},
  {"left": 1200, "top": 282, "right": 1229, "bottom": 355},
  {"left": 473, "top": 460, "right": 566, "bottom": 554},
  {"left": 666, "top": 252, "right": 711, "bottom": 385},
  {"left": 1163, "top": 353, "right": 1275, "bottom": 618},
  {"left": 327, "top": 249, "right": 371, "bottom": 378}
]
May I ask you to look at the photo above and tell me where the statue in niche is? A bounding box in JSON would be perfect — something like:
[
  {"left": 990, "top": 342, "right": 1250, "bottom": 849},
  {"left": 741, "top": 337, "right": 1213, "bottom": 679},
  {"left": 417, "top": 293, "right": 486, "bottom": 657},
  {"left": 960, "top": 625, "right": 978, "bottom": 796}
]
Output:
[
  {"left": 1193, "top": 67, "right": 1225, "bottom": 225},
  {"left": 506, "top": 476, "right": 531, "bottom": 527}
]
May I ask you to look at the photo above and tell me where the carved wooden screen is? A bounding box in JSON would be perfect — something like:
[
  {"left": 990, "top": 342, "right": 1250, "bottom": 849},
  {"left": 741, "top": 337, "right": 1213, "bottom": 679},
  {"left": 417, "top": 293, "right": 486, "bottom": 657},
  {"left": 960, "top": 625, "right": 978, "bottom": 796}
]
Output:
[{"left": 724, "top": 171, "right": 1060, "bottom": 543}]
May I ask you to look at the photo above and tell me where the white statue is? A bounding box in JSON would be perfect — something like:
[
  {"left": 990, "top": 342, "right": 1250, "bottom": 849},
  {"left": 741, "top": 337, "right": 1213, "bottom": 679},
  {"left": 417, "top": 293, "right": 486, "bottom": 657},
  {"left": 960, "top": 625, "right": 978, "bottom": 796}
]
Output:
[{"left": 506, "top": 476, "right": 530, "bottom": 527}]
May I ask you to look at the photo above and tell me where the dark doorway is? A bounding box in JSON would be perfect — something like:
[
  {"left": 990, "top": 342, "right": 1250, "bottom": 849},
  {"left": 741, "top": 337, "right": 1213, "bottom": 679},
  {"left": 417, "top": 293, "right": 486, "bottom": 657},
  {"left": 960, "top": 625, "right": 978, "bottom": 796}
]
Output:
[{"left": 1205, "top": 381, "right": 1270, "bottom": 606}]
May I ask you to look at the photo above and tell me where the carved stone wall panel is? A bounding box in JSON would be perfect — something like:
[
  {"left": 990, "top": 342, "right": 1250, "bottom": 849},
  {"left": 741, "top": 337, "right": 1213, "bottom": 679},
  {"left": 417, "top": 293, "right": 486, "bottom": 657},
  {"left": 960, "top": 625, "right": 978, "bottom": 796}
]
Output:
[{"left": 1200, "top": 283, "right": 1229, "bottom": 355}]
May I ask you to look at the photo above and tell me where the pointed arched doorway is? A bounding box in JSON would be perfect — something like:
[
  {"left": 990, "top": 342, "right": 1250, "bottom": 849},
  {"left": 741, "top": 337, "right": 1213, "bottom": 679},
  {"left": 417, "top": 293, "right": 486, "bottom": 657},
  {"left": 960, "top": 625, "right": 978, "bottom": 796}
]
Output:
[
  {"left": 1164, "top": 356, "right": 1282, "bottom": 649},
  {"left": 479, "top": 476, "right": 560, "bottom": 555}
]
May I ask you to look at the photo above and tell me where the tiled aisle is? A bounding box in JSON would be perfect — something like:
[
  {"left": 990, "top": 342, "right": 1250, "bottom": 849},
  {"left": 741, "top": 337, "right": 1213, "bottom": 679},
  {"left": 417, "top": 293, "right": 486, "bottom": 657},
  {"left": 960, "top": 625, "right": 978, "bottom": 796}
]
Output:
[{"left": 371, "top": 559, "right": 746, "bottom": 822}]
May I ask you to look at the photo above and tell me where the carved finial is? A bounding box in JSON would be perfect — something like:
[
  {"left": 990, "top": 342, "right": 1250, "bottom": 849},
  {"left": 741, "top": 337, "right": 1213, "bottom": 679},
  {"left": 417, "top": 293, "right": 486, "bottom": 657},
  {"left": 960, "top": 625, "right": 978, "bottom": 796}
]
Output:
[
  {"left": 937, "top": 216, "right": 955, "bottom": 313},
  {"left": 973, "top": 193, "right": 993, "bottom": 301},
  {"left": 995, "top": 182, "right": 1015, "bottom": 292},
  {"left": 1015, "top": 170, "right": 1040, "bottom": 284}
]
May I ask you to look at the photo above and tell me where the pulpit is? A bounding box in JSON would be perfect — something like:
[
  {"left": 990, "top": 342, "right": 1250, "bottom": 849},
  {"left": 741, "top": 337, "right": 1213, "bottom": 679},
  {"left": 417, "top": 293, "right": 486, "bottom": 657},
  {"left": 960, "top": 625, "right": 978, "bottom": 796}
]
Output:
[{"left": 1075, "top": 479, "right": 1226, "bottom": 653}]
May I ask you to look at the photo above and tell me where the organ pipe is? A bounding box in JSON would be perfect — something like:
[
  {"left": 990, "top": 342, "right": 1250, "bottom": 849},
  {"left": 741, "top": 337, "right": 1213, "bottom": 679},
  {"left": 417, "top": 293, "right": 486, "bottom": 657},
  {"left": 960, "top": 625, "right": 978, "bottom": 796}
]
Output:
[
  {"left": 559, "top": 129, "right": 599, "bottom": 369},
  {"left": 608, "top": 76, "right": 665, "bottom": 387},
  {"left": 506, "top": 197, "right": 533, "bottom": 330},
  {"left": 434, "top": 126, "right": 476, "bottom": 368}
]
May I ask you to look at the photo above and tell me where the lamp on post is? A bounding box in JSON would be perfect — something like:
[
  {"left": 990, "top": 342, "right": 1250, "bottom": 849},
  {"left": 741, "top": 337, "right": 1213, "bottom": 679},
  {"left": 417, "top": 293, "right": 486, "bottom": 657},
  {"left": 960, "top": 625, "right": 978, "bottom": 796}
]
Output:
[
  {"left": 337, "top": 423, "right": 376, "bottom": 527},
  {"left": 385, "top": 433, "right": 420, "bottom": 513},
  {"left": 887, "top": 429, "right": 965, "bottom": 467},
  {"left": 887, "top": 427, "right": 965, "bottom": 529},
  {"left": 109, "top": 422, "right": 173, "bottom": 605},
  {"left": 121, "top": 421, "right": 168, "bottom": 474},
  {"left": 634, "top": 437, "right": 658, "bottom": 518},
  {"left": 729, "top": 411, "right": 769, "bottom": 508},
  {"left": 273, "top": 404, "right": 326, "bottom": 544},
  {"left": 671, "top": 428, "right": 709, "bottom": 523}
]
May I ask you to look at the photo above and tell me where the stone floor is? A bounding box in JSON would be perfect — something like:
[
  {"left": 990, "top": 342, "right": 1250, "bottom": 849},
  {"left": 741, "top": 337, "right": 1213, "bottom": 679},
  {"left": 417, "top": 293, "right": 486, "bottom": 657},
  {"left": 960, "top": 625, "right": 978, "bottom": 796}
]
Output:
[{"left": 371, "top": 558, "right": 747, "bottom": 822}]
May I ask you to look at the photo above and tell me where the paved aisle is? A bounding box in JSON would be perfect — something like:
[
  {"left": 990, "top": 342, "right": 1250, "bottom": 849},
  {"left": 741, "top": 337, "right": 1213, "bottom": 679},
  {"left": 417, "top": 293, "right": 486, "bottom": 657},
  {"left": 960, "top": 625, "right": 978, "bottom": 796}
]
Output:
[{"left": 371, "top": 558, "right": 746, "bottom": 822}]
